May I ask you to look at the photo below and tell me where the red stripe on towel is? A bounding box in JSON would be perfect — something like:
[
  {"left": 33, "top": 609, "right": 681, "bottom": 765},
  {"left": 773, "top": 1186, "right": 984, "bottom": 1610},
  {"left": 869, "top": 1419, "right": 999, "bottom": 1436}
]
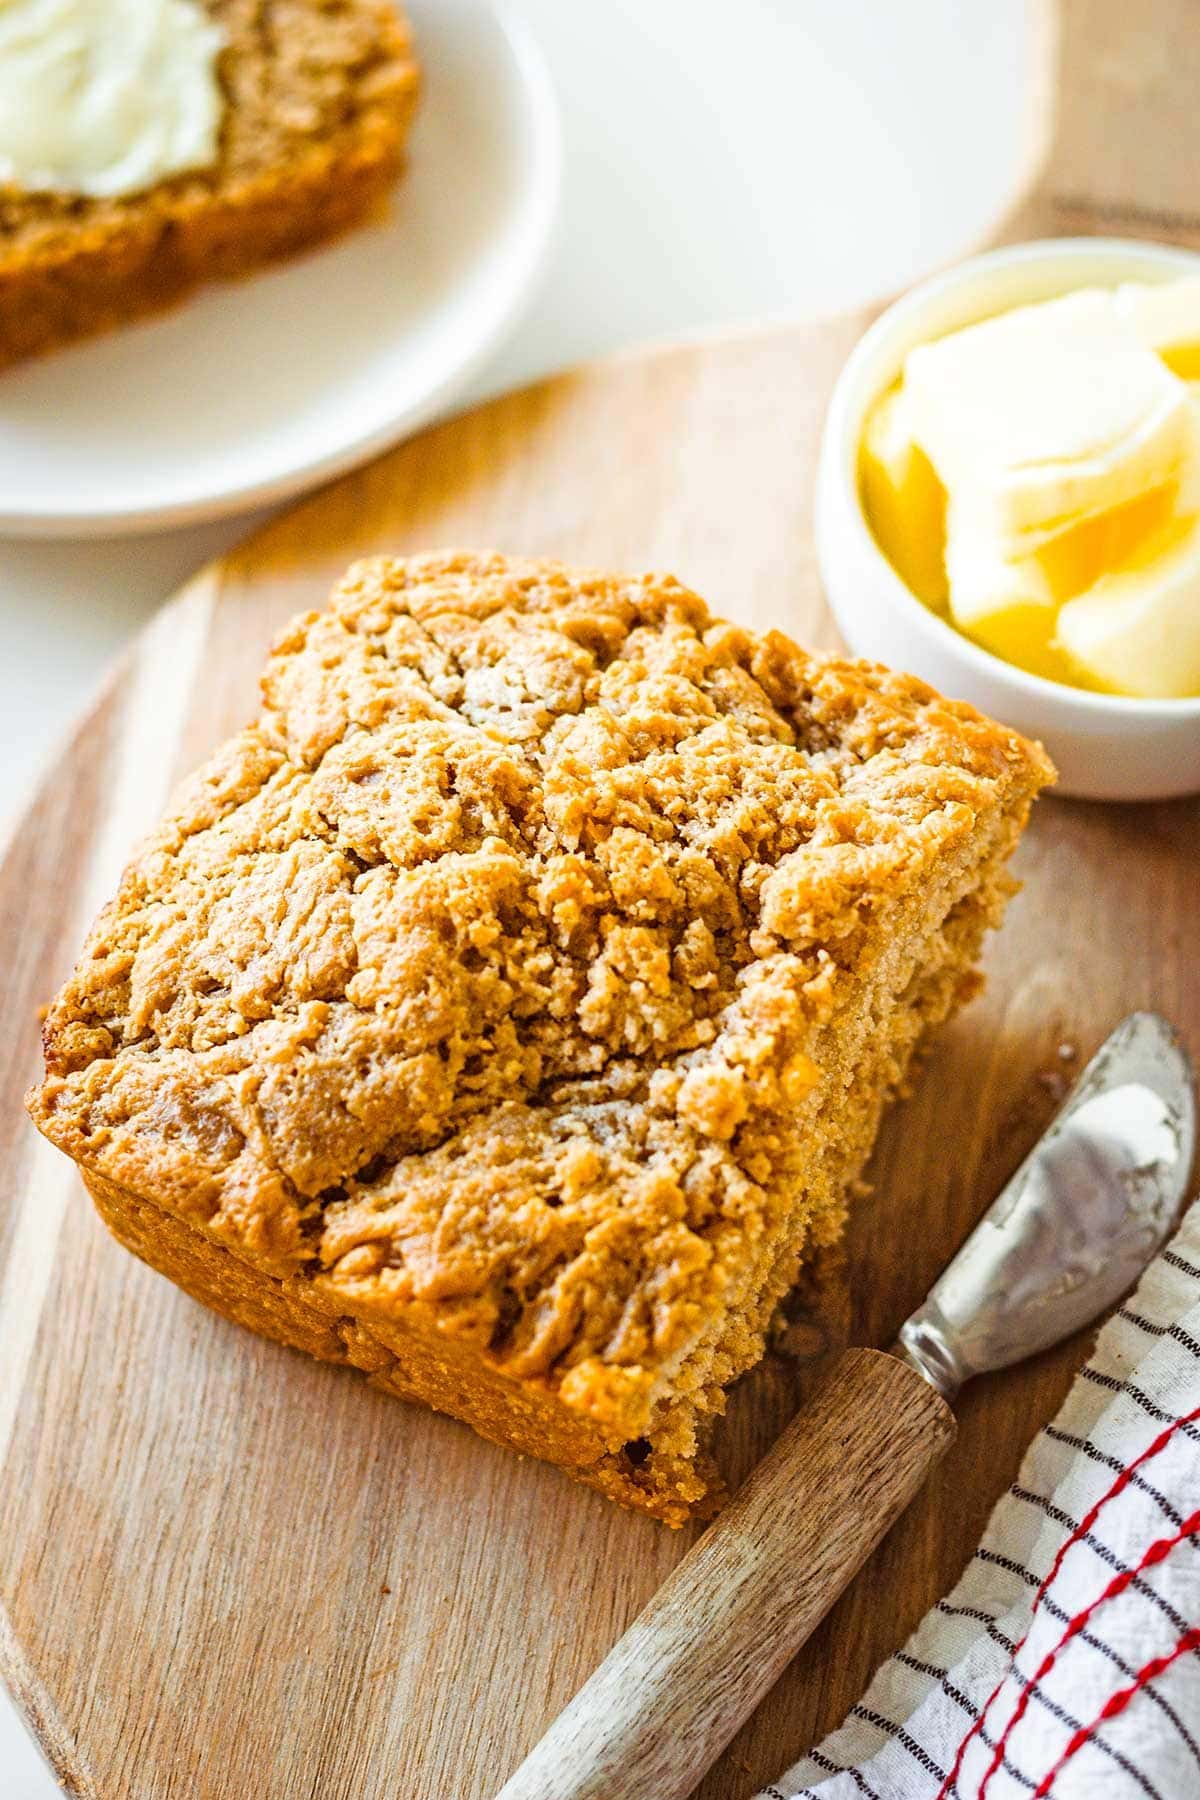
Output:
[
  {"left": 977, "top": 1506, "right": 1200, "bottom": 1797},
  {"left": 1030, "top": 1626, "right": 1200, "bottom": 1798},
  {"left": 939, "top": 1404, "right": 1200, "bottom": 1800}
]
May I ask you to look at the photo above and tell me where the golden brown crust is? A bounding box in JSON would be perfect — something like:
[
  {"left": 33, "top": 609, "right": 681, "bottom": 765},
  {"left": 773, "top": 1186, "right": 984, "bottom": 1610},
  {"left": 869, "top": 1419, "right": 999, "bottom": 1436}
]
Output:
[
  {"left": 0, "top": 0, "right": 419, "bottom": 368},
  {"left": 83, "top": 1166, "right": 703, "bottom": 1521},
  {"left": 28, "top": 553, "right": 1053, "bottom": 1517}
]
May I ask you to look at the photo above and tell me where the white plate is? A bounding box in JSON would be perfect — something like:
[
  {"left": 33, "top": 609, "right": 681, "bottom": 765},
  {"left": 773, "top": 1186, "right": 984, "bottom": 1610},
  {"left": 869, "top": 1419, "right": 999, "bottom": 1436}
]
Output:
[{"left": 0, "top": 0, "right": 561, "bottom": 536}]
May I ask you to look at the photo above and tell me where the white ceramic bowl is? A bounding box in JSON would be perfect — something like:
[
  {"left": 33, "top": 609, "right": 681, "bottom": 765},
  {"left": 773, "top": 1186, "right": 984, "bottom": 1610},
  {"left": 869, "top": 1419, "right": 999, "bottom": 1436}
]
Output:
[{"left": 815, "top": 238, "right": 1200, "bottom": 801}]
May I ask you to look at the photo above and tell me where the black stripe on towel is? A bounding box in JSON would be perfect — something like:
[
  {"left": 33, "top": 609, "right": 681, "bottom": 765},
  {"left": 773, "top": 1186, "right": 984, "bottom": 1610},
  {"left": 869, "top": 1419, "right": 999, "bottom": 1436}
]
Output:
[
  {"left": 799, "top": 1743, "right": 881, "bottom": 1798},
  {"left": 1042, "top": 1425, "right": 1184, "bottom": 1528},
  {"left": 1011, "top": 1485, "right": 1196, "bottom": 1640},
  {"left": 847, "top": 1706, "right": 947, "bottom": 1785}
]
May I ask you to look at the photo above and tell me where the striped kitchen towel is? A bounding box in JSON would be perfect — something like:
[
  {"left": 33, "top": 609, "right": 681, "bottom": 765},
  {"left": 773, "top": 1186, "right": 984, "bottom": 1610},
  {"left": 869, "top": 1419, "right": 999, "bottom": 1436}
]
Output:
[{"left": 758, "top": 1194, "right": 1200, "bottom": 1800}]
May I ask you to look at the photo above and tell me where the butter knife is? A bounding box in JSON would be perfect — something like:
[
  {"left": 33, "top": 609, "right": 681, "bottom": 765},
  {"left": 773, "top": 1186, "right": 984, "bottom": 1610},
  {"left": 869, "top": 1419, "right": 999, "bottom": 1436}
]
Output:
[{"left": 495, "top": 1011, "right": 1195, "bottom": 1800}]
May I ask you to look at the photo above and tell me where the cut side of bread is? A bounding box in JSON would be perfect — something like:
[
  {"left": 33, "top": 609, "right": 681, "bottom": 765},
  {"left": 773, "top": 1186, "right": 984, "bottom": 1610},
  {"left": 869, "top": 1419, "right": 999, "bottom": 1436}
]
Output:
[{"left": 0, "top": 0, "right": 419, "bottom": 369}]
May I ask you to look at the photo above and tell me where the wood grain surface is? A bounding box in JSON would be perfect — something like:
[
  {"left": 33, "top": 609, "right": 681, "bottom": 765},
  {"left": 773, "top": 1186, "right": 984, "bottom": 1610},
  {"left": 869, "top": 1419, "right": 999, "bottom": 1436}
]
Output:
[
  {"left": 2, "top": 4, "right": 1199, "bottom": 1797},
  {"left": 495, "top": 1351, "right": 956, "bottom": 1800}
]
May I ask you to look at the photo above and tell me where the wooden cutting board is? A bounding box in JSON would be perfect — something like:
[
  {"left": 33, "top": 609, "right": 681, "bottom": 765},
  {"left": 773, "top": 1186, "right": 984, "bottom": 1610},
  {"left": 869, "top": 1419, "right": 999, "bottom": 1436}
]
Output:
[{"left": 2, "top": 5, "right": 1199, "bottom": 1796}]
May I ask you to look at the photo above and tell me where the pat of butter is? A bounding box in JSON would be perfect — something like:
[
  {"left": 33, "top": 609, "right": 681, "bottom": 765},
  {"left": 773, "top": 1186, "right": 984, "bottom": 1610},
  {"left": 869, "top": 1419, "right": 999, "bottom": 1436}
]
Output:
[
  {"left": 859, "top": 278, "right": 1200, "bottom": 699},
  {"left": 942, "top": 500, "right": 1079, "bottom": 685},
  {"left": 942, "top": 482, "right": 1183, "bottom": 686},
  {"left": 1115, "top": 277, "right": 1200, "bottom": 380},
  {"left": 903, "top": 289, "right": 1194, "bottom": 556},
  {"left": 947, "top": 479, "right": 1181, "bottom": 617},
  {"left": 859, "top": 385, "right": 947, "bottom": 607},
  {"left": 0, "top": 0, "right": 225, "bottom": 201},
  {"left": 942, "top": 512, "right": 1064, "bottom": 683},
  {"left": 1057, "top": 516, "right": 1200, "bottom": 698}
]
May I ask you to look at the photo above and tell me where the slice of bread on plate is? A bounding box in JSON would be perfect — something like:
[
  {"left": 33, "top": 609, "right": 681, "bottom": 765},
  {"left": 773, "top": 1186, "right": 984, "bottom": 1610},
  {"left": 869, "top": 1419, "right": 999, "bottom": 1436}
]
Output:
[{"left": 0, "top": 0, "right": 419, "bottom": 370}]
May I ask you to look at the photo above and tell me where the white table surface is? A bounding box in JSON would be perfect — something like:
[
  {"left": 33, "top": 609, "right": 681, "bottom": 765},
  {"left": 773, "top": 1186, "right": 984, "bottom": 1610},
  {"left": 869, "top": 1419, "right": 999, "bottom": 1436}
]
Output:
[{"left": 0, "top": 1, "right": 1028, "bottom": 1790}]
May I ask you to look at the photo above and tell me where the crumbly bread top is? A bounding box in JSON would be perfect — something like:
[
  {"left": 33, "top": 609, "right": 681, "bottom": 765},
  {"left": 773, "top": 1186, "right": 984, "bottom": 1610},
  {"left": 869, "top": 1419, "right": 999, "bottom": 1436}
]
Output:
[
  {"left": 0, "top": 0, "right": 418, "bottom": 256},
  {"left": 30, "top": 554, "right": 1052, "bottom": 1437}
]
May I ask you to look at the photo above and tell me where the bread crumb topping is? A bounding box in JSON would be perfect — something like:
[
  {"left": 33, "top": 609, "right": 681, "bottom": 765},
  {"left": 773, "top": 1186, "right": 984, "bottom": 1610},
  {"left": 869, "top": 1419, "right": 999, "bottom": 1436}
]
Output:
[{"left": 29, "top": 553, "right": 1053, "bottom": 1442}]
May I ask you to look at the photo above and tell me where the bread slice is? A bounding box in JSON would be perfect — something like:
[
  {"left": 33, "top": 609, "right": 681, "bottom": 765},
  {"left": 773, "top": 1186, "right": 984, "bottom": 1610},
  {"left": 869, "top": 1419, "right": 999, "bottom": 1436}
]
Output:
[
  {"left": 27, "top": 553, "right": 1054, "bottom": 1523},
  {"left": 0, "top": 0, "right": 419, "bottom": 369}
]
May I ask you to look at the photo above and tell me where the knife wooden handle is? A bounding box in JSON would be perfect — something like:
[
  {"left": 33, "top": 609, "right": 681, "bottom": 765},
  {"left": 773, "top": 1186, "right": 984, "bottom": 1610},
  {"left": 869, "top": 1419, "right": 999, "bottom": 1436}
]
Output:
[{"left": 494, "top": 1347, "right": 955, "bottom": 1800}]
